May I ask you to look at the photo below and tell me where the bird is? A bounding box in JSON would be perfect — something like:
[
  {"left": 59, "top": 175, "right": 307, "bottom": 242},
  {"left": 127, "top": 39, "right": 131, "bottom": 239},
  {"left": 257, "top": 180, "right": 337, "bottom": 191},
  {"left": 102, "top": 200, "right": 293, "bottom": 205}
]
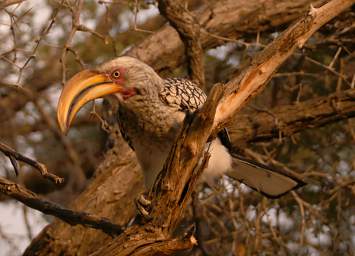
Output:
[{"left": 57, "top": 56, "right": 305, "bottom": 202}]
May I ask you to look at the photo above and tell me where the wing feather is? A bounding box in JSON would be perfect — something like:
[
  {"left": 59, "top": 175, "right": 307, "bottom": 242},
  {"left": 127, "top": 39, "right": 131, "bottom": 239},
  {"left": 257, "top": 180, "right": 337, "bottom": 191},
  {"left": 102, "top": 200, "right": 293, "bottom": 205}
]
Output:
[{"left": 159, "top": 78, "right": 206, "bottom": 112}]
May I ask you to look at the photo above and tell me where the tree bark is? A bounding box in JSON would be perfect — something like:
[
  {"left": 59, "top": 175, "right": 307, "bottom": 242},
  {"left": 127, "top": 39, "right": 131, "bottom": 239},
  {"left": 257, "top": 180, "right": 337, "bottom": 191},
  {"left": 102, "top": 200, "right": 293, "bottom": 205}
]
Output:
[
  {"left": 229, "top": 88, "right": 355, "bottom": 145},
  {"left": 24, "top": 87, "right": 355, "bottom": 255},
  {"left": 0, "top": 0, "right": 326, "bottom": 122},
  {"left": 90, "top": 1, "right": 353, "bottom": 254},
  {"left": 24, "top": 134, "right": 143, "bottom": 256},
  {"left": 24, "top": 0, "right": 354, "bottom": 252}
]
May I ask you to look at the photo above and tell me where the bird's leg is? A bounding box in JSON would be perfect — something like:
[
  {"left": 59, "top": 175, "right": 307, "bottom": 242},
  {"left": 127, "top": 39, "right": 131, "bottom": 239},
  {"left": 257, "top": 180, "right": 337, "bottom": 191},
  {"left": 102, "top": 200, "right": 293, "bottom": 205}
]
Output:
[{"left": 135, "top": 192, "right": 153, "bottom": 220}]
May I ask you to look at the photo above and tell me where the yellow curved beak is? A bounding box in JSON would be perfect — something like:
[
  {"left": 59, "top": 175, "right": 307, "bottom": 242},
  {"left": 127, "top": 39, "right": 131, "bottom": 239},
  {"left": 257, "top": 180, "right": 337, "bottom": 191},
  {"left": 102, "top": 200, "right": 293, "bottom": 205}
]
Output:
[{"left": 57, "top": 70, "right": 123, "bottom": 134}]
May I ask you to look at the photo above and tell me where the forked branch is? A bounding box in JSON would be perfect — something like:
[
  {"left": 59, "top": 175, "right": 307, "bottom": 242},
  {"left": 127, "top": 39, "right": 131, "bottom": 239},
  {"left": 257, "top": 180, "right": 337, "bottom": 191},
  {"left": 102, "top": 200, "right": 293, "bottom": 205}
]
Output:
[
  {"left": 213, "top": 0, "right": 354, "bottom": 130},
  {"left": 0, "top": 142, "right": 63, "bottom": 184},
  {"left": 92, "top": 0, "right": 354, "bottom": 255}
]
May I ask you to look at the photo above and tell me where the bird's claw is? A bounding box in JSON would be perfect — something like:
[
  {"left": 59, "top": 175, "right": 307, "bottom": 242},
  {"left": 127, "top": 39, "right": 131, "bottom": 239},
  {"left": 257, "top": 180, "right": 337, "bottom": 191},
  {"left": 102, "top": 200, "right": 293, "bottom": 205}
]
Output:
[{"left": 135, "top": 193, "right": 152, "bottom": 220}]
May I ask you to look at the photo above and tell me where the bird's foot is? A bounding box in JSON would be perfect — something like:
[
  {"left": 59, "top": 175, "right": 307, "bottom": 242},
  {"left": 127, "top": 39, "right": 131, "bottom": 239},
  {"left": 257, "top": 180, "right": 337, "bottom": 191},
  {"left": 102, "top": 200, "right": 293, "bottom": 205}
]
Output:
[{"left": 135, "top": 193, "right": 153, "bottom": 221}]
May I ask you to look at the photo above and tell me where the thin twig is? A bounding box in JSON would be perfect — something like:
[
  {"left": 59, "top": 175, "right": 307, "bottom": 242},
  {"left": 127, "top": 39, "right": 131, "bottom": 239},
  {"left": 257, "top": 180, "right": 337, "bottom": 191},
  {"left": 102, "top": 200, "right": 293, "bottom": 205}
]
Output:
[{"left": 0, "top": 141, "right": 64, "bottom": 184}]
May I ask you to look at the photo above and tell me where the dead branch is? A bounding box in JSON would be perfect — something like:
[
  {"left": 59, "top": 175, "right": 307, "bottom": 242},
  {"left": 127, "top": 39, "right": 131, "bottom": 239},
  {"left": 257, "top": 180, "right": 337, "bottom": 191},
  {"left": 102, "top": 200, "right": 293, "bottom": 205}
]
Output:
[
  {"left": 0, "top": 141, "right": 63, "bottom": 184},
  {"left": 23, "top": 85, "right": 355, "bottom": 255},
  {"left": 60, "top": 0, "right": 84, "bottom": 85},
  {"left": 91, "top": 1, "right": 353, "bottom": 255},
  {"left": 158, "top": 0, "right": 205, "bottom": 87},
  {"left": 229, "top": 87, "right": 355, "bottom": 144},
  {"left": 0, "top": 82, "right": 87, "bottom": 190},
  {"left": 0, "top": 177, "right": 123, "bottom": 235},
  {"left": 24, "top": 138, "right": 142, "bottom": 256},
  {"left": 92, "top": 85, "right": 225, "bottom": 256},
  {"left": 213, "top": 0, "right": 354, "bottom": 130},
  {"left": 127, "top": 0, "right": 328, "bottom": 71},
  {"left": 0, "top": 0, "right": 324, "bottom": 122},
  {"left": 22, "top": 1, "right": 354, "bottom": 254}
]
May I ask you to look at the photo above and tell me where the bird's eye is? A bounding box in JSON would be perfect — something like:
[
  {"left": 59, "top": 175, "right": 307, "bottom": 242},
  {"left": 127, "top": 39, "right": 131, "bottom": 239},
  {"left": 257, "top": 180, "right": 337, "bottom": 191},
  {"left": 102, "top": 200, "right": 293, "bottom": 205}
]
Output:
[{"left": 111, "top": 70, "right": 121, "bottom": 79}]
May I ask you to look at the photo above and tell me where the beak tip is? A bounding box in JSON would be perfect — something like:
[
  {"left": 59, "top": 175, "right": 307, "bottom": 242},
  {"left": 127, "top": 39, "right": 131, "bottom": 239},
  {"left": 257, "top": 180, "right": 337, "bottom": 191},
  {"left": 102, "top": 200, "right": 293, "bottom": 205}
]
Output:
[
  {"left": 56, "top": 69, "right": 119, "bottom": 136},
  {"left": 58, "top": 121, "right": 69, "bottom": 135},
  {"left": 61, "top": 127, "right": 69, "bottom": 135}
]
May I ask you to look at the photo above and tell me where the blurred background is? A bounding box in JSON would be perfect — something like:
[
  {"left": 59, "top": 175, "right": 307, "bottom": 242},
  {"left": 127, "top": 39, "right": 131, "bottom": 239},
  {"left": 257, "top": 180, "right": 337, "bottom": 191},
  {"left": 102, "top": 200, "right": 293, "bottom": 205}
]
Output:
[{"left": 0, "top": 0, "right": 354, "bottom": 255}]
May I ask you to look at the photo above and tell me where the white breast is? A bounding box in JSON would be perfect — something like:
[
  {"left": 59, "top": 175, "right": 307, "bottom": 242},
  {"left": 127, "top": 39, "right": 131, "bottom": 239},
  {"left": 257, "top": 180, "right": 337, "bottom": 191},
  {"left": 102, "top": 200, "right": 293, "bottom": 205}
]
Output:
[
  {"left": 135, "top": 136, "right": 232, "bottom": 189},
  {"left": 119, "top": 98, "right": 232, "bottom": 189},
  {"left": 200, "top": 138, "right": 232, "bottom": 186}
]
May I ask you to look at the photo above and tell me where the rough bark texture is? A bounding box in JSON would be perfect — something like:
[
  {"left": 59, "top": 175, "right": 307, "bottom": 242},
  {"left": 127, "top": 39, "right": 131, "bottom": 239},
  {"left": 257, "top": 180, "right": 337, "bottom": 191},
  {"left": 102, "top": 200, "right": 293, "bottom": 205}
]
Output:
[
  {"left": 22, "top": 0, "right": 353, "bottom": 255},
  {"left": 229, "top": 88, "right": 355, "bottom": 145},
  {"left": 127, "top": 0, "right": 327, "bottom": 72},
  {"left": 91, "top": 1, "right": 353, "bottom": 254},
  {"left": 24, "top": 134, "right": 143, "bottom": 256},
  {"left": 23, "top": 87, "right": 355, "bottom": 255},
  {"left": 213, "top": 0, "right": 353, "bottom": 129},
  {"left": 158, "top": 0, "right": 205, "bottom": 87}
]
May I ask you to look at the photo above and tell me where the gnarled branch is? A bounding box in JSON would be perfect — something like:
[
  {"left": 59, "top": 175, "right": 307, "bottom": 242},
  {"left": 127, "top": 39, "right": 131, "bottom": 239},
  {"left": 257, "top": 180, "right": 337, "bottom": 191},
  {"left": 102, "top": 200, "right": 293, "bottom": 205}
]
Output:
[
  {"left": 158, "top": 0, "right": 205, "bottom": 87},
  {"left": 0, "top": 142, "right": 63, "bottom": 184},
  {"left": 93, "top": 1, "right": 353, "bottom": 255}
]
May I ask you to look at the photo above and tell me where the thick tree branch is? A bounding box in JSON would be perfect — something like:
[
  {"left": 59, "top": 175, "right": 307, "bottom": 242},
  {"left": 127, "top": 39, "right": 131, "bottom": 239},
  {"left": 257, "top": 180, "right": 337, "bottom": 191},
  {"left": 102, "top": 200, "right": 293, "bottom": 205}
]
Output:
[
  {"left": 127, "top": 0, "right": 327, "bottom": 71},
  {"left": 24, "top": 1, "right": 353, "bottom": 255},
  {"left": 230, "top": 87, "right": 355, "bottom": 144},
  {"left": 92, "top": 1, "right": 353, "bottom": 255},
  {"left": 0, "top": 0, "right": 325, "bottom": 122},
  {"left": 24, "top": 137, "right": 143, "bottom": 256},
  {"left": 92, "top": 84, "right": 225, "bottom": 256},
  {"left": 213, "top": 0, "right": 354, "bottom": 130},
  {"left": 0, "top": 177, "right": 123, "bottom": 235},
  {"left": 158, "top": 0, "right": 205, "bottom": 87}
]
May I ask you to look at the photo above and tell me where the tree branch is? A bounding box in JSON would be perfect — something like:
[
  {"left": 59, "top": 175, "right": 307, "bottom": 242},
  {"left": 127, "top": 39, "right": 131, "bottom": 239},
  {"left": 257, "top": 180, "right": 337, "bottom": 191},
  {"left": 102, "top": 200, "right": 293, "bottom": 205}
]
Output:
[
  {"left": 158, "top": 0, "right": 205, "bottom": 87},
  {"left": 0, "top": 0, "right": 25, "bottom": 10},
  {"left": 0, "top": 177, "right": 123, "bottom": 236},
  {"left": 23, "top": 1, "right": 353, "bottom": 254},
  {"left": 0, "top": 142, "right": 63, "bottom": 184},
  {"left": 229, "top": 87, "right": 355, "bottom": 144},
  {"left": 127, "top": 0, "right": 328, "bottom": 71},
  {"left": 92, "top": 1, "right": 353, "bottom": 255},
  {"left": 0, "top": 0, "right": 324, "bottom": 122},
  {"left": 92, "top": 84, "right": 225, "bottom": 256},
  {"left": 213, "top": 0, "right": 354, "bottom": 130}
]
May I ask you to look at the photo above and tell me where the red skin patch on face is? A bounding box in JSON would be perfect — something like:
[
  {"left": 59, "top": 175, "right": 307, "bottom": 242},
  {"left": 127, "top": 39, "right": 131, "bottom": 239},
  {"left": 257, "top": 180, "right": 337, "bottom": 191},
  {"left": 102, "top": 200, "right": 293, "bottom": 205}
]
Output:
[
  {"left": 121, "top": 88, "right": 137, "bottom": 100},
  {"left": 107, "top": 67, "right": 126, "bottom": 84},
  {"left": 106, "top": 67, "right": 136, "bottom": 100}
]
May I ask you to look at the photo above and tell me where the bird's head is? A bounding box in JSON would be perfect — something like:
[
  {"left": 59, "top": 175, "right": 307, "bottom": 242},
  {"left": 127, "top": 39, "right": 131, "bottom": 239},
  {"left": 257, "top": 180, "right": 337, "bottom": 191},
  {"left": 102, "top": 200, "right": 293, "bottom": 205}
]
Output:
[{"left": 57, "top": 56, "right": 162, "bottom": 134}]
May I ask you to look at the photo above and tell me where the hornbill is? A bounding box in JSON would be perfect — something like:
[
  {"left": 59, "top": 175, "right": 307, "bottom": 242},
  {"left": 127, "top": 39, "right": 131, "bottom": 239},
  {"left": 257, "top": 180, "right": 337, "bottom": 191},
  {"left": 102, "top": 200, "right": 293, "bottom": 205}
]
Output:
[{"left": 57, "top": 56, "right": 304, "bottom": 202}]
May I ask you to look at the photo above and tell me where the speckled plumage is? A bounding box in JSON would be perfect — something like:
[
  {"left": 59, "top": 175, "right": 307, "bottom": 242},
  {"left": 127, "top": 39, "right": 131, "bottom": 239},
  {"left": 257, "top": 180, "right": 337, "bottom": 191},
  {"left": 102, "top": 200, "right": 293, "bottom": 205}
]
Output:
[
  {"left": 116, "top": 76, "right": 230, "bottom": 188},
  {"left": 160, "top": 78, "right": 206, "bottom": 112},
  {"left": 95, "top": 56, "right": 303, "bottom": 196},
  {"left": 118, "top": 78, "right": 206, "bottom": 150}
]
